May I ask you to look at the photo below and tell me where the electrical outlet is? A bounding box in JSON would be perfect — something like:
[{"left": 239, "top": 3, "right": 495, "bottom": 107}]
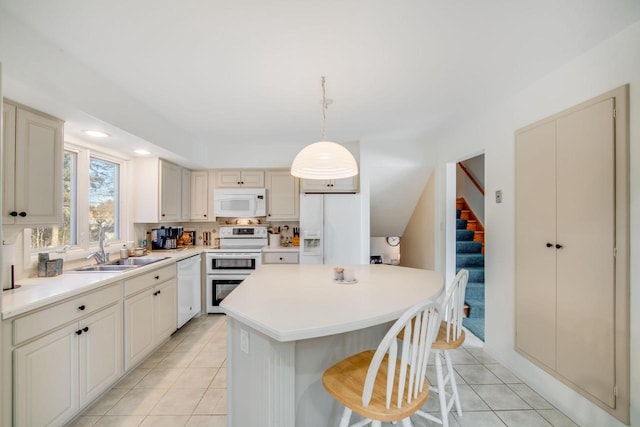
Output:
[
  {"left": 240, "top": 329, "right": 249, "bottom": 354},
  {"left": 495, "top": 190, "right": 503, "bottom": 203}
]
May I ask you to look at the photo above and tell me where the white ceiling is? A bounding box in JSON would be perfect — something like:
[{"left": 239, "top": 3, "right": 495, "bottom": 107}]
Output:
[{"left": 1, "top": 0, "right": 639, "bottom": 236}]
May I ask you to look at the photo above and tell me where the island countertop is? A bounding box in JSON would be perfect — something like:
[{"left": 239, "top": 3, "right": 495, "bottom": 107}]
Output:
[{"left": 220, "top": 263, "right": 444, "bottom": 342}]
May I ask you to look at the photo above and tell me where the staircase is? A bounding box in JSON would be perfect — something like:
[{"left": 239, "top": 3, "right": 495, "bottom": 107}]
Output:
[{"left": 456, "top": 197, "right": 485, "bottom": 341}]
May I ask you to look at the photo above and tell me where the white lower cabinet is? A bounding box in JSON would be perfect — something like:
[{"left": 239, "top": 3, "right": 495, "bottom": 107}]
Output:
[
  {"left": 124, "top": 278, "right": 177, "bottom": 370},
  {"left": 13, "top": 303, "right": 122, "bottom": 427}
]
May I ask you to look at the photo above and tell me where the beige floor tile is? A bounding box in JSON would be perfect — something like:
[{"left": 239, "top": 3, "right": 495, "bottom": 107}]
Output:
[
  {"left": 472, "top": 385, "right": 531, "bottom": 411},
  {"left": 157, "top": 337, "right": 185, "bottom": 353},
  {"left": 107, "top": 388, "right": 168, "bottom": 416},
  {"left": 134, "top": 368, "right": 184, "bottom": 389},
  {"left": 93, "top": 415, "right": 145, "bottom": 426},
  {"left": 496, "top": 410, "right": 553, "bottom": 427},
  {"left": 484, "top": 364, "right": 521, "bottom": 384},
  {"left": 67, "top": 415, "right": 101, "bottom": 426},
  {"left": 150, "top": 388, "right": 206, "bottom": 415},
  {"left": 155, "top": 351, "right": 199, "bottom": 369},
  {"left": 537, "top": 409, "right": 579, "bottom": 427},
  {"left": 83, "top": 388, "right": 129, "bottom": 415},
  {"left": 190, "top": 351, "right": 226, "bottom": 368},
  {"left": 193, "top": 389, "right": 227, "bottom": 415},
  {"left": 185, "top": 415, "right": 227, "bottom": 427},
  {"left": 173, "top": 367, "right": 218, "bottom": 389},
  {"left": 507, "top": 384, "right": 553, "bottom": 409},
  {"left": 454, "top": 411, "right": 506, "bottom": 427},
  {"left": 139, "top": 415, "right": 190, "bottom": 426},
  {"left": 209, "top": 368, "right": 226, "bottom": 389},
  {"left": 138, "top": 352, "right": 167, "bottom": 369},
  {"left": 455, "top": 365, "right": 502, "bottom": 385},
  {"left": 114, "top": 369, "right": 151, "bottom": 389}
]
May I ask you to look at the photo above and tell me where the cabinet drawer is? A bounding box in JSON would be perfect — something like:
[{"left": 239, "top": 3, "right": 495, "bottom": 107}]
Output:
[
  {"left": 13, "top": 284, "right": 121, "bottom": 345},
  {"left": 124, "top": 264, "right": 176, "bottom": 297},
  {"left": 263, "top": 252, "right": 299, "bottom": 264}
]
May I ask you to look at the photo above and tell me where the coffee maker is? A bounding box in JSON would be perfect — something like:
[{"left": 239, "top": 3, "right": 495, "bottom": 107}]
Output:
[{"left": 151, "top": 226, "right": 183, "bottom": 250}]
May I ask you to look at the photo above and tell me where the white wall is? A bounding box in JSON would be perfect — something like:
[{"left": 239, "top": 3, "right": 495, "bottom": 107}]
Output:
[{"left": 429, "top": 21, "right": 640, "bottom": 427}]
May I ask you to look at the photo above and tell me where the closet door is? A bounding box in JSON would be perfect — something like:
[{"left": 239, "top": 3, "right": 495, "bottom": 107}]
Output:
[
  {"left": 555, "top": 98, "right": 616, "bottom": 407},
  {"left": 515, "top": 121, "right": 558, "bottom": 368}
]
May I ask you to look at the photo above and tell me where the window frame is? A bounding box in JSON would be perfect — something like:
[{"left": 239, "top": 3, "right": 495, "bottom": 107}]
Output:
[{"left": 25, "top": 143, "right": 129, "bottom": 264}]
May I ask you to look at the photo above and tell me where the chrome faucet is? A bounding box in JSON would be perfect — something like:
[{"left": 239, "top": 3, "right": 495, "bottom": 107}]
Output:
[{"left": 87, "top": 222, "right": 109, "bottom": 264}]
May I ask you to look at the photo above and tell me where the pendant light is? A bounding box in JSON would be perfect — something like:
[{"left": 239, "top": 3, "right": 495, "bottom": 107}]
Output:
[{"left": 291, "top": 77, "right": 358, "bottom": 180}]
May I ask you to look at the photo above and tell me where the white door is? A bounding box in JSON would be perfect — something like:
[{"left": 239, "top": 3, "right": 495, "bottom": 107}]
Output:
[
  {"left": 79, "top": 304, "right": 122, "bottom": 406},
  {"left": 14, "top": 323, "right": 79, "bottom": 427},
  {"left": 2, "top": 101, "right": 16, "bottom": 224},
  {"left": 124, "top": 289, "right": 155, "bottom": 370},
  {"left": 155, "top": 279, "right": 178, "bottom": 342},
  {"left": 190, "top": 171, "right": 210, "bottom": 220},
  {"left": 160, "top": 160, "right": 182, "bottom": 221},
  {"left": 14, "top": 107, "right": 63, "bottom": 225},
  {"left": 324, "top": 194, "right": 362, "bottom": 265}
]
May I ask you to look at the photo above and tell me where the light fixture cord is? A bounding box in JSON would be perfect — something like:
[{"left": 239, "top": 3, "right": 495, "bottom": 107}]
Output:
[{"left": 321, "top": 76, "right": 327, "bottom": 140}]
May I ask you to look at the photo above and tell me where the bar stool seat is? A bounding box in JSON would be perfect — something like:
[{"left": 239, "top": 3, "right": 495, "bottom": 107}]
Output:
[{"left": 322, "top": 300, "right": 441, "bottom": 427}]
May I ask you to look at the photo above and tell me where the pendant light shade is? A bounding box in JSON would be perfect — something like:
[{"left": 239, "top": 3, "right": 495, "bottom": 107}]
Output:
[
  {"left": 291, "top": 76, "right": 359, "bottom": 180},
  {"left": 291, "top": 141, "right": 358, "bottom": 179}
]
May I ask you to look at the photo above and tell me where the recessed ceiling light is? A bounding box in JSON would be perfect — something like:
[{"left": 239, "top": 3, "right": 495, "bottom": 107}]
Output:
[
  {"left": 134, "top": 149, "right": 151, "bottom": 155},
  {"left": 83, "top": 130, "right": 110, "bottom": 138}
]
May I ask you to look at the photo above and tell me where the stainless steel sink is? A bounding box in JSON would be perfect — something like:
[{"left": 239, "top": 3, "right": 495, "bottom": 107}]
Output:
[
  {"left": 107, "top": 257, "right": 170, "bottom": 266},
  {"left": 71, "top": 256, "right": 170, "bottom": 272},
  {"left": 72, "top": 264, "right": 138, "bottom": 272}
]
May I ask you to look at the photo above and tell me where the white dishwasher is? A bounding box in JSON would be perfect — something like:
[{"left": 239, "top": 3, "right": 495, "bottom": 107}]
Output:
[{"left": 177, "top": 254, "right": 202, "bottom": 328}]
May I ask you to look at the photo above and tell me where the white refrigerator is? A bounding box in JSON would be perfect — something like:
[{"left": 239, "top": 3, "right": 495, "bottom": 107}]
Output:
[{"left": 299, "top": 193, "right": 362, "bottom": 265}]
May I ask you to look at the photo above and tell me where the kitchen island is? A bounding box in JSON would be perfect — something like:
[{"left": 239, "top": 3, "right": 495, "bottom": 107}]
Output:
[{"left": 220, "top": 264, "right": 443, "bottom": 427}]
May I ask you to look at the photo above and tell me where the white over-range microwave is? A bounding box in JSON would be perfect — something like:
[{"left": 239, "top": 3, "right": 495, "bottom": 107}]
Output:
[{"left": 213, "top": 188, "right": 266, "bottom": 217}]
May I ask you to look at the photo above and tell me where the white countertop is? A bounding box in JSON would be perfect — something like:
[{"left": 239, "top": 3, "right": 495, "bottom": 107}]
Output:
[
  {"left": 2, "top": 247, "right": 203, "bottom": 319},
  {"left": 220, "top": 264, "right": 443, "bottom": 342}
]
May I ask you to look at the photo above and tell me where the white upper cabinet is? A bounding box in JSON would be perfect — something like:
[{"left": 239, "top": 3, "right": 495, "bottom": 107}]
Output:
[
  {"left": 215, "top": 170, "right": 264, "bottom": 188},
  {"left": 301, "top": 175, "right": 358, "bottom": 193},
  {"left": 190, "top": 170, "right": 210, "bottom": 221},
  {"left": 133, "top": 158, "right": 183, "bottom": 223},
  {"left": 266, "top": 170, "right": 299, "bottom": 220},
  {"left": 3, "top": 101, "right": 64, "bottom": 225},
  {"left": 181, "top": 168, "right": 192, "bottom": 221}
]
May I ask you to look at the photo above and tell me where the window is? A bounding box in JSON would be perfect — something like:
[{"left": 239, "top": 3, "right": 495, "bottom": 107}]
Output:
[
  {"left": 89, "top": 157, "right": 120, "bottom": 242},
  {"left": 28, "top": 146, "right": 125, "bottom": 255},
  {"left": 30, "top": 150, "right": 77, "bottom": 250}
]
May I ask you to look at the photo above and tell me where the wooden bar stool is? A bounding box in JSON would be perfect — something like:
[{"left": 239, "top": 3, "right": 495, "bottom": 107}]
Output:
[
  {"left": 415, "top": 269, "right": 469, "bottom": 427},
  {"left": 322, "top": 300, "right": 441, "bottom": 427}
]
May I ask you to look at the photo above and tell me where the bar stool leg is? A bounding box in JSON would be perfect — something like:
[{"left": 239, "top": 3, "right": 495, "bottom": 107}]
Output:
[
  {"left": 401, "top": 417, "right": 413, "bottom": 427},
  {"left": 434, "top": 350, "right": 449, "bottom": 427},
  {"left": 444, "top": 350, "right": 462, "bottom": 417},
  {"left": 339, "top": 407, "right": 352, "bottom": 427}
]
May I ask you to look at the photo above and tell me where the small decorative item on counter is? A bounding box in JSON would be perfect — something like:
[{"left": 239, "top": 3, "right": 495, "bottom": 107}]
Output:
[
  {"left": 120, "top": 245, "right": 129, "bottom": 259},
  {"left": 333, "top": 267, "right": 344, "bottom": 281},
  {"left": 45, "top": 259, "right": 64, "bottom": 277},
  {"left": 292, "top": 227, "right": 300, "bottom": 247},
  {"left": 269, "top": 233, "right": 281, "bottom": 248},
  {"left": 37, "top": 253, "right": 49, "bottom": 277}
]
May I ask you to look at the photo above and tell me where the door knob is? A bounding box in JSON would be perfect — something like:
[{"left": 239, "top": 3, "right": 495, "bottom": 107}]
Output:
[
  {"left": 556, "top": 244, "right": 563, "bottom": 249},
  {"left": 19, "top": 212, "right": 27, "bottom": 217},
  {"left": 9, "top": 211, "right": 17, "bottom": 217},
  {"left": 546, "top": 243, "right": 553, "bottom": 248}
]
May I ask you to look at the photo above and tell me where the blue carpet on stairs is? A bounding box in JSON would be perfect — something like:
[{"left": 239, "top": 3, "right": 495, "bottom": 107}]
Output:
[{"left": 456, "top": 209, "right": 485, "bottom": 341}]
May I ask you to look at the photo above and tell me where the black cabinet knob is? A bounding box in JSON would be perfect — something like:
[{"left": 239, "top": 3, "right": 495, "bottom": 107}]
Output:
[
  {"left": 76, "top": 330, "right": 83, "bottom": 335},
  {"left": 154, "top": 275, "right": 160, "bottom": 280},
  {"left": 546, "top": 243, "right": 553, "bottom": 248},
  {"left": 9, "top": 211, "right": 17, "bottom": 217},
  {"left": 78, "top": 305, "right": 86, "bottom": 311},
  {"left": 83, "top": 327, "right": 89, "bottom": 332},
  {"left": 19, "top": 212, "right": 27, "bottom": 217},
  {"left": 204, "top": 214, "right": 207, "bottom": 217},
  {"left": 556, "top": 244, "right": 563, "bottom": 249},
  {"left": 279, "top": 257, "right": 283, "bottom": 261}
]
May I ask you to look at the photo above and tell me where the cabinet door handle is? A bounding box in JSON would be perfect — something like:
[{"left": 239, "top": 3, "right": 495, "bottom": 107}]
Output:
[
  {"left": 82, "top": 327, "right": 89, "bottom": 333},
  {"left": 9, "top": 211, "right": 17, "bottom": 217},
  {"left": 19, "top": 212, "right": 27, "bottom": 217},
  {"left": 76, "top": 329, "right": 83, "bottom": 335},
  {"left": 204, "top": 214, "right": 207, "bottom": 217},
  {"left": 78, "top": 305, "right": 86, "bottom": 311},
  {"left": 154, "top": 275, "right": 160, "bottom": 280},
  {"left": 546, "top": 243, "right": 553, "bottom": 248},
  {"left": 556, "top": 244, "right": 563, "bottom": 249},
  {"left": 157, "top": 290, "right": 161, "bottom": 295},
  {"left": 153, "top": 291, "right": 158, "bottom": 296},
  {"left": 279, "top": 257, "right": 283, "bottom": 261},
  {"left": 161, "top": 213, "right": 166, "bottom": 217}
]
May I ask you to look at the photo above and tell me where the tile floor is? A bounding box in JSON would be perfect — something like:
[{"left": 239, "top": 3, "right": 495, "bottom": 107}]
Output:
[{"left": 68, "top": 315, "right": 579, "bottom": 427}]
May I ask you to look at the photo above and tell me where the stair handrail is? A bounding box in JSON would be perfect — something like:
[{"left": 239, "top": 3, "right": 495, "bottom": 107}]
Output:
[{"left": 458, "top": 163, "right": 485, "bottom": 196}]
